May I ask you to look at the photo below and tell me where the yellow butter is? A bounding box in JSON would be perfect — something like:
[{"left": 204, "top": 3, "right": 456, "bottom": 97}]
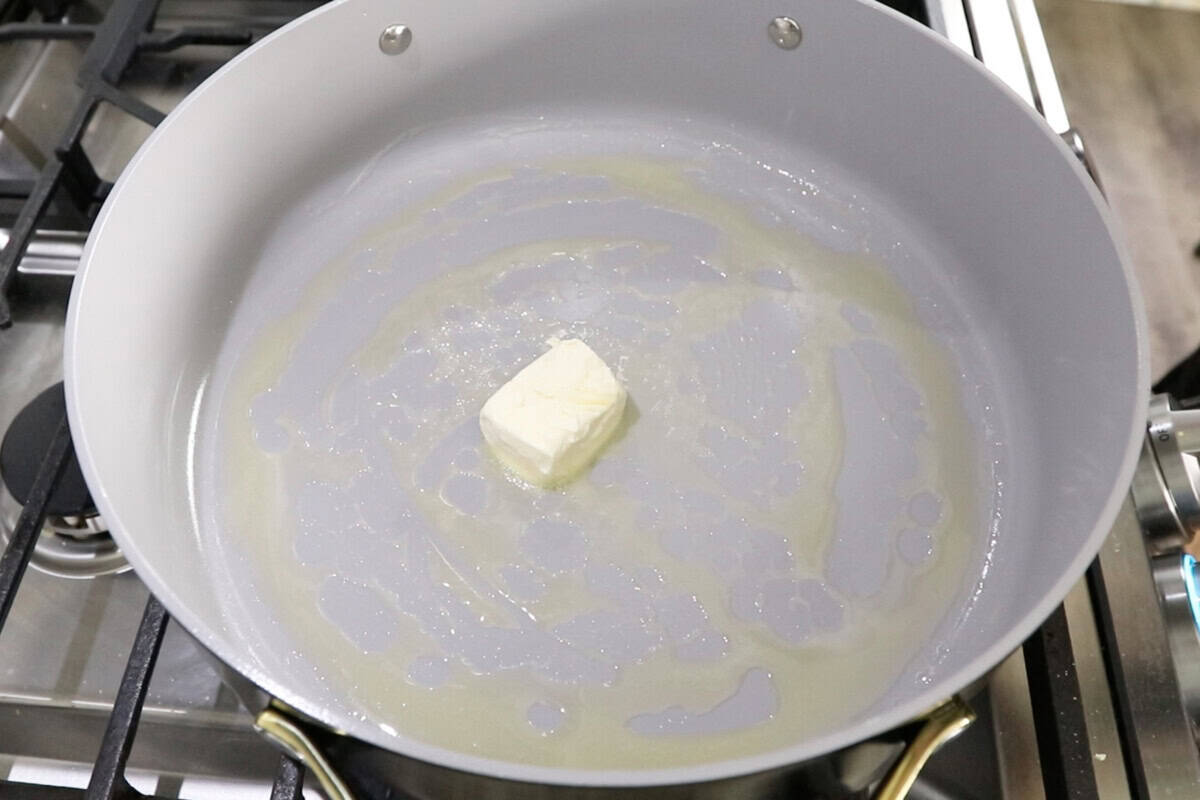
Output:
[{"left": 479, "top": 339, "right": 627, "bottom": 487}]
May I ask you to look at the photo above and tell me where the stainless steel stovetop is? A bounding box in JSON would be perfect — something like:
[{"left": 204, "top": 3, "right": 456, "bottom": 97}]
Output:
[{"left": 1, "top": 1, "right": 1198, "bottom": 798}]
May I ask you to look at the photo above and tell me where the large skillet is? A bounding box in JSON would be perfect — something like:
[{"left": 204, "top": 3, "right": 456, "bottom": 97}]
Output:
[{"left": 64, "top": 0, "right": 1147, "bottom": 796}]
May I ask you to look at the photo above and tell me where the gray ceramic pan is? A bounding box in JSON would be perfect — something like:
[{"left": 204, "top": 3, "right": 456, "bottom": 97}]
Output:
[{"left": 64, "top": 0, "right": 1148, "bottom": 796}]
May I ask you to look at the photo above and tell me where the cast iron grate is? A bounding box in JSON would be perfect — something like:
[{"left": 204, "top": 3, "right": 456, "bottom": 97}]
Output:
[
  {"left": 0, "top": 0, "right": 253, "bottom": 328},
  {"left": 0, "top": 0, "right": 305, "bottom": 796}
]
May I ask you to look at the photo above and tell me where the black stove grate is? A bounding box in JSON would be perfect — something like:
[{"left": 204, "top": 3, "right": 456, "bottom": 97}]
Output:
[
  {"left": 88, "top": 596, "right": 170, "bottom": 800},
  {"left": 0, "top": 412, "right": 71, "bottom": 630},
  {"left": 1024, "top": 604, "right": 1103, "bottom": 800},
  {"left": 0, "top": 0, "right": 252, "bottom": 328},
  {"left": 0, "top": 0, "right": 305, "bottom": 796}
]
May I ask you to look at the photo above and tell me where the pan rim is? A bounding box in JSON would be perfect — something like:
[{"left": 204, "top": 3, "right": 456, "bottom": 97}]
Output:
[{"left": 64, "top": 0, "right": 1150, "bottom": 787}]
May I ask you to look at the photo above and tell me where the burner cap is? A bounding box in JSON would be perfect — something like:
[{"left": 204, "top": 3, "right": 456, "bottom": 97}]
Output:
[{"left": 0, "top": 383, "right": 95, "bottom": 517}]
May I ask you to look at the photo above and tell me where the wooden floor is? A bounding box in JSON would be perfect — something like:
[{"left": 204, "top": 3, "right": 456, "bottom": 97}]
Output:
[{"left": 1036, "top": 0, "right": 1200, "bottom": 377}]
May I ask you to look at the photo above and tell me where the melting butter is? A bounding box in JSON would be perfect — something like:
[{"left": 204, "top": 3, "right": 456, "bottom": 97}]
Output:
[{"left": 206, "top": 127, "right": 985, "bottom": 769}]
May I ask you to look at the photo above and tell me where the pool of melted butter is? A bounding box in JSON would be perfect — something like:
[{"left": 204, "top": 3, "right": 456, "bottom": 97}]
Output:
[{"left": 203, "top": 118, "right": 991, "bottom": 769}]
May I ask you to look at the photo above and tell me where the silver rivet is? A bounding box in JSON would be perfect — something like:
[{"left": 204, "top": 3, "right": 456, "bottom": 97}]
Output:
[
  {"left": 768, "top": 16, "right": 802, "bottom": 49},
  {"left": 379, "top": 24, "right": 412, "bottom": 55}
]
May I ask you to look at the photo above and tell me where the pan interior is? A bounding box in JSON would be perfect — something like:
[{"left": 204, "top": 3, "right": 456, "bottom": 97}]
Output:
[{"left": 196, "top": 113, "right": 1002, "bottom": 769}]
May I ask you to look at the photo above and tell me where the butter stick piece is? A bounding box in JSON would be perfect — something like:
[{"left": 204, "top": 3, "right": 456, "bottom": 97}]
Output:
[{"left": 480, "top": 339, "right": 627, "bottom": 487}]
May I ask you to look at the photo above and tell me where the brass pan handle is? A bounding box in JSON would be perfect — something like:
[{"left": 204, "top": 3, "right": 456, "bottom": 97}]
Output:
[
  {"left": 256, "top": 706, "right": 356, "bottom": 800},
  {"left": 872, "top": 696, "right": 976, "bottom": 800},
  {"left": 255, "top": 695, "right": 973, "bottom": 800}
]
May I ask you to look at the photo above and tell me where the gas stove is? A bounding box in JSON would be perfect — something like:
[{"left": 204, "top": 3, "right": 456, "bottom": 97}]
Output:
[{"left": 0, "top": 0, "right": 1197, "bottom": 798}]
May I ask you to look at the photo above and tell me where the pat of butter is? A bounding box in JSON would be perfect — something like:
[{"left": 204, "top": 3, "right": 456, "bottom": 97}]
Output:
[{"left": 480, "top": 339, "right": 627, "bottom": 487}]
